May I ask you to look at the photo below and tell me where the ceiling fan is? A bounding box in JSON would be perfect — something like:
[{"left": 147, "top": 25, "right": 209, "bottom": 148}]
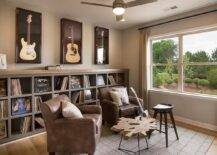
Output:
[{"left": 81, "top": 0, "right": 158, "bottom": 21}]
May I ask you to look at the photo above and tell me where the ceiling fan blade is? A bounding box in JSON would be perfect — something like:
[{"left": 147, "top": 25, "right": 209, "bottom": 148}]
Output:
[
  {"left": 126, "top": 0, "right": 157, "bottom": 8},
  {"left": 81, "top": 2, "right": 113, "bottom": 8}
]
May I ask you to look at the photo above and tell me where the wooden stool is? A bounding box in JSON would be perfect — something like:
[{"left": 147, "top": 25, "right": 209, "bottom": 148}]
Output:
[{"left": 153, "top": 103, "right": 179, "bottom": 147}]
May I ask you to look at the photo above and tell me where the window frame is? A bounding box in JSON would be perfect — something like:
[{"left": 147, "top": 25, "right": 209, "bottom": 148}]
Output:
[{"left": 150, "top": 27, "right": 217, "bottom": 97}]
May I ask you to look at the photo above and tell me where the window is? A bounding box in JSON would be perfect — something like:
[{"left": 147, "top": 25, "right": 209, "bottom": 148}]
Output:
[
  {"left": 151, "top": 29, "right": 217, "bottom": 96},
  {"left": 152, "top": 37, "right": 179, "bottom": 91}
]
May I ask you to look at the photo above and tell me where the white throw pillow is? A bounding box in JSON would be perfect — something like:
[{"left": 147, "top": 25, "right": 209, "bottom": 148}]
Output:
[
  {"left": 62, "top": 101, "right": 83, "bottom": 118},
  {"left": 109, "top": 91, "right": 123, "bottom": 106},
  {"left": 112, "top": 87, "right": 129, "bottom": 104}
]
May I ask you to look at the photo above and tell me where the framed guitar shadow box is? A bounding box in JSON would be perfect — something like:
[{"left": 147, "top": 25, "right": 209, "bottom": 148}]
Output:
[
  {"left": 60, "top": 18, "right": 82, "bottom": 64},
  {"left": 16, "top": 8, "right": 42, "bottom": 63},
  {"left": 94, "top": 27, "right": 109, "bottom": 65}
]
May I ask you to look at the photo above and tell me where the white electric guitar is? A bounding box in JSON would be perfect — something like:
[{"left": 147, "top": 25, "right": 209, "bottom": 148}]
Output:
[
  {"left": 130, "top": 87, "right": 149, "bottom": 117},
  {"left": 66, "top": 27, "right": 80, "bottom": 63},
  {"left": 19, "top": 14, "right": 37, "bottom": 61}
]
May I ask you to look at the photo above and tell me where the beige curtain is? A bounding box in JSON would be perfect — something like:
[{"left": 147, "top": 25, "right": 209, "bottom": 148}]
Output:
[{"left": 139, "top": 29, "right": 150, "bottom": 110}]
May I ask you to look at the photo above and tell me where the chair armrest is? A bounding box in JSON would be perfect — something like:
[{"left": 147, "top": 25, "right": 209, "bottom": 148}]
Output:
[
  {"left": 129, "top": 96, "right": 144, "bottom": 107},
  {"left": 101, "top": 99, "right": 119, "bottom": 109},
  {"left": 79, "top": 105, "right": 102, "bottom": 114},
  {"left": 54, "top": 118, "right": 96, "bottom": 140},
  {"left": 53, "top": 118, "right": 96, "bottom": 152},
  {"left": 101, "top": 99, "right": 119, "bottom": 125}
]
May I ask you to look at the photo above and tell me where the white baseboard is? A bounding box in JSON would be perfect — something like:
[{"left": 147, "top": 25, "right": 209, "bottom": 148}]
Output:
[
  {"left": 174, "top": 115, "right": 217, "bottom": 132},
  {"left": 149, "top": 111, "right": 217, "bottom": 132}
]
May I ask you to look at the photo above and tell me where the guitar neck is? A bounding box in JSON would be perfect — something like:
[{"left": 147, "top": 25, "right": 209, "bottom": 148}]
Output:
[
  {"left": 70, "top": 27, "right": 74, "bottom": 44},
  {"left": 27, "top": 23, "right": 31, "bottom": 45}
]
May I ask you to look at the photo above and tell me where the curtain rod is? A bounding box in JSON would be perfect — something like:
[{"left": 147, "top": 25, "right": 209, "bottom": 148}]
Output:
[{"left": 138, "top": 9, "right": 217, "bottom": 30}]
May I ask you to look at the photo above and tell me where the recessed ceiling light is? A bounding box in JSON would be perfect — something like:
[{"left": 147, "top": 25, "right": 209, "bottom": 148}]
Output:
[
  {"left": 164, "top": 5, "right": 178, "bottom": 12},
  {"left": 170, "top": 6, "right": 178, "bottom": 10}
]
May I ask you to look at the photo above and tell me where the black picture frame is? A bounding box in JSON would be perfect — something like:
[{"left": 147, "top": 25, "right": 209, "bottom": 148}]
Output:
[
  {"left": 15, "top": 8, "right": 42, "bottom": 64},
  {"left": 60, "top": 18, "right": 82, "bottom": 64},
  {"left": 94, "top": 27, "right": 109, "bottom": 65}
]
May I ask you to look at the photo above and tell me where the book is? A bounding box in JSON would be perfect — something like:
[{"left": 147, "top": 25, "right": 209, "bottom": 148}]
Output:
[
  {"left": 0, "top": 100, "right": 8, "bottom": 119},
  {"left": 108, "top": 75, "right": 116, "bottom": 85},
  {"left": 117, "top": 74, "right": 124, "bottom": 84},
  {"left": 11, "top": 79, "right": 22, "bottom": 96},
  {"left": 34, "top": 96, "right": 42, "bottom": 112},
  {"left": 79, "top": 91, "right": 84, "bottom": 104},
  {"left": 71, "top": 76, "right": 82, "bottom": 89},
  {"left": 84, "top": 90, "right": 92, "bottom": 100},
  {"left": 34, "top": 78, "right": 51, "bottom": 93},
  {"left": 96, "top": 75, "right": 105, "bottom": 86},
  {"left": 21, "top": 117, "right": 31, "bottom": 134},
  {"left": 12, "top": 98, "right": 31, "bottom": 116},
  {"left": 0, "top": 80, "right": 6, "bottom": 96},
  {"left": 84, "top": 76, "right": 91, "bottom": 88},
  {"left": 35, "top": 117, "right": 45, "bottom": 128},
  {"left": 0, "top": 121, "right": 7, "bottom": 140},
  {"left": 60, "top": 77, "right": 68, "bottom": 91}
]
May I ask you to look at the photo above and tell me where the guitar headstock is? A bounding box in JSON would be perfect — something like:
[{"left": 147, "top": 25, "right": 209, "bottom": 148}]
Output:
[{"left": 27, "top": 14, "right": 32, "bottom": 24}]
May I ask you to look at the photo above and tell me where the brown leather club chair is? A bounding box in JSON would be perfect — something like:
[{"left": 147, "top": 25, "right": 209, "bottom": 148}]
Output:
[
  {"left": 40, "top": 95, "right": 102, "bottom": 155},
  {"left": 98, "top": 87, "right": 144, "bottom": 125}
]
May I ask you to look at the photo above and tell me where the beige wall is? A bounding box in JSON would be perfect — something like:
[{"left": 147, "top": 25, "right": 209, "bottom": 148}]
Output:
[
  {"left": 122, "top": 10, "right": 217, "bottom": 128},
  {"left": 122, "top": 28, "right": 140, "bottom": 93},
  {"left": 0, "top": 0, "right": 123, "bottom": 70},
  {"left": 1, "top": 0, "right": 217, "bottom": 129}
]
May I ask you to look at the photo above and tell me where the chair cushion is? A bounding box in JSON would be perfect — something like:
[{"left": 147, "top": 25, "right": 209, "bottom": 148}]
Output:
[
  {"left": 98, "top": 87, "right": 113, "bottom": 100},
  {"left": 83, "top": 114, "right": 102, "bottom": 134},
  {"left": 109, "top": 90, "right": 123, "bottom": 106},
  {"left": 112, "top": 87, "right": 129, "bottom": 104},
  {"left": 61, "top": 101, "right": 83, "bottom": 118},
  {"left": 119, "top": 104, "right": 139, "bottom": 117}
]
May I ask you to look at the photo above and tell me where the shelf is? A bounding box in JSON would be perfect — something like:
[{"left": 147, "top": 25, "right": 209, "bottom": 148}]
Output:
[
  {"left": 84, "top": 86, "right": 97, "bottom": 90},
  {"left": 0, "top": 69, "right": 128, "bottom": 144},
  {"left": 0, "top": 79, "right": 7, "bottom": 98},
  {"left": 0, "top": 96, "right": 8, "bottom": 100},
  {"left": 11, "top": 77, "right": 32, "bottom": 96},
  {"left": 54, "top": 76, "right": 69, "bottom": 91},
  {"left": 11, "top": 113, "right": 32, "bottom": 119},
  {"left": 54, "top": 90, "right": 70, "bottom": 93},
  {"left": 11, "top": 116, "right": 32, "bottom": 136},
  {"left": 70, "top": 88, "right": 84, "bottom": 91},
  {"left": 34, "top": 111, "right": 41, "bottom": 114},
  {"left": 34, "top": 92, "right": 53, "bottom": 95},
  {"left": 11, "top": 94, "right": 32, "bottom": 99},
  {"left": 0, "top": 120, "right": 8, "bottom": 141}
]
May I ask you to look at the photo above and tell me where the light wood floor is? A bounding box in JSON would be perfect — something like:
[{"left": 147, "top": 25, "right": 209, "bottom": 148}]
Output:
[{"left": 0, "top": 126, "right": 216, "bottom": 155}]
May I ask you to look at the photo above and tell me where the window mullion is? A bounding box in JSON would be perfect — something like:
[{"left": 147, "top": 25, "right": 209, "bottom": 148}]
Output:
[{"left": 178, "top": 35, "right": 183, "bottom": 92}]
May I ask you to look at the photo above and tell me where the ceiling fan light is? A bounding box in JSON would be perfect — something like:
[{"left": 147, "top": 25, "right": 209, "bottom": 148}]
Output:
[
  {"left": 113, "top": 7, "right": 125, "bottom": 15},
  {"left": 116, "top": 15, "right": 125, "bottom": 22}
]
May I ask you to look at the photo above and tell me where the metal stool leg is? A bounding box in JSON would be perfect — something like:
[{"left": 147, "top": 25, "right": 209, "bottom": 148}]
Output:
[
  {"left": 138, "top": 133, "right": 140, "bottom": 155},
  {"left": 164, "top": 113, "right": 168, "bottom": 147},
  {"left": 153, "top": 111, "right": 157, "bottom": 118},
  {"left": 169, "top": 111, "right": 179, "bottom": 140},
  {"left": 159, "top": 113, "right": 162, "bottom": 133}
]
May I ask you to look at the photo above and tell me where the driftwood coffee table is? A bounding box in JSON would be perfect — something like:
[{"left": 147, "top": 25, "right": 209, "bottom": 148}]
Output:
[{"left": 111, "top": 116, "right": 157, "bottom": 155}]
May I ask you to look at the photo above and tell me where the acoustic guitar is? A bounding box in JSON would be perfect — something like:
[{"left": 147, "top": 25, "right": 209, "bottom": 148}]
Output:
[
  {"left": 19, "top": 15, "right": 37, "bottom": 61},
  {"left": 66, "top": 27, "right": 80, "bottom": 63}
]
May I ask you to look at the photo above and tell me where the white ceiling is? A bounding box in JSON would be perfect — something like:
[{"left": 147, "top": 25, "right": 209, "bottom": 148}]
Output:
[{"left": 7, "top": 0, "right": 217, "bottom": 29}]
